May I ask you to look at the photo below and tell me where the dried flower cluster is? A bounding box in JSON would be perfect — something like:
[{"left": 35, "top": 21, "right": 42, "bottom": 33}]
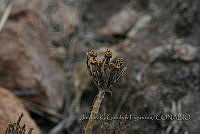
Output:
[
  {"left": 86, "top": 49, "right": 127, "bottom": 92},
  {"left": 5, "top": 113, "right": 33, "bottom": 134},
  {"left": 85, "top": 49, "right": 126, "bottom": 134}
]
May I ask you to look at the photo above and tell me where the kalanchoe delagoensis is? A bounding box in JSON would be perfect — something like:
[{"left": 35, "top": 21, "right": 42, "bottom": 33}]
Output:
[{"left": 86, "top": 49, "right": 127, "bottom": 92}]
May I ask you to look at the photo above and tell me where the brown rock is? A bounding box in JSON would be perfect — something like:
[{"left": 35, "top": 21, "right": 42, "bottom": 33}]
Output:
[
  {"left": 0, "top": 1, "right": 65, "bottom": 110},
  {"left": 101, "top": 8, "right": 137, "bottom": 36},
  {"left": 0, "top": 34, "right": 40, "bottom": 91},
  {"left": 0, "top": 87, "right": 40, "bottom": 134}
]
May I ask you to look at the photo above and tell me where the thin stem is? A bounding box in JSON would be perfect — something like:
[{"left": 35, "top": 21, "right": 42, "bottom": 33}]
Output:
[
  {"left": 84, "top": 90, "right": 105, "bottom": 134},
  {"left": 0, "top": 2, "right": 13, "bottom": 32}
]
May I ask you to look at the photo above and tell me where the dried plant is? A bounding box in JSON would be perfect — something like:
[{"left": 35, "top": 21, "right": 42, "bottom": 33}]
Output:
[
  {"left": 5, "top": 113, "right": 33, "bottom": 134},
  {"left": 84, "top": 49, "right": 127, "bottom": 134}
]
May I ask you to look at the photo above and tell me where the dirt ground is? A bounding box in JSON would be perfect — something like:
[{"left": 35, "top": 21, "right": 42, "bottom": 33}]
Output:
[{"left": 0, "top": 0, "right": 200, "bottom": 134}]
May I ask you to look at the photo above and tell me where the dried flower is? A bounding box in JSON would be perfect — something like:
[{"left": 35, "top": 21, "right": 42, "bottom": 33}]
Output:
[
  {"left": 85, "top": 49, "right": 127, "bottom": 134},
  {"left": 116, "top": 58, "right": 124, "bottom": 65},
  {"left": 89, "top": 59, "right": 98, "bottom": 65},
  {"left": 104, "top": 49, "right": 112, "bottom": 59},
  {"left": 87, "top": 50, "right": 97, "bottom": 58},
  {"left": 86, "top": 49, "right": 127, "bottom": 91}
]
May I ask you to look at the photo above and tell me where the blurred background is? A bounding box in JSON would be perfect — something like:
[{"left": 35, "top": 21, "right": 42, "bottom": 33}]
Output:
[{"left": 0, "top": 0, "right": 200, "bottom": 134}]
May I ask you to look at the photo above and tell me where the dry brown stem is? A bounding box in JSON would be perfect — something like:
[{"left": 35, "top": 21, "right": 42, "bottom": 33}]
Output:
[{"left": 84, "top": 90, "right": 105, "bottom": 134}]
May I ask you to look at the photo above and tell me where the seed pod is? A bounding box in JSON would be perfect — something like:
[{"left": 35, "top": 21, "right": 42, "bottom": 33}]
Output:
[
  {"left": 116, "top": 58, "right": 124, "bottom": 65},
  {"left": 90, "top": 59, "right": 98, "bottom": 65},
  {"left": 88, "top": 50, "right": 97, "bottom": 58},
  {"left": 104, "top": 49, "right": 112, "bottom": 59}
]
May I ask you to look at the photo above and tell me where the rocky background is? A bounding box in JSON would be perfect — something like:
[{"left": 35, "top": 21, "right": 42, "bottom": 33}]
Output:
[{"left": 0, "top": 0, "right": 200, "bottom": 134}]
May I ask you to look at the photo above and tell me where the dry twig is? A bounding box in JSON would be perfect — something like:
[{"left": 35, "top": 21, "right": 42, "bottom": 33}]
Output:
[
  {"left": 5, "top": 113, "right": 33, "bottom": 134},
  {"left": 0, "top": 2, "right": 12, "bottom": 32}
]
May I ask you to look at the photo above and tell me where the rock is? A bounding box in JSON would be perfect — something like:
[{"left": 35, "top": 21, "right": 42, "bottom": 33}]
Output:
[
  {"left": 127, "top": 15, "right": 152, "bottom": 38},
  {"left": 173, "top": 44, "right": 197, "bottom": 61},
  {"left": 148, "top": 43, "right": 197, "bottom": 62},
  {"left": 148, "top": 44, "right": 172, "bottom": 62},
  {"left": 0, "top": 1, "right": 66, "bottom": 110},
  {"left": 41, "top": 1, "right": 81, "bottom": 41},
  {"left": 11, "top": 0, "right": 41, "bottom": 14},
  {"left": 0, "top": 35, "right": 39, "bottom": 89},
  {"left": 101, "top": 8, "right": 138, "bottom": 36},
  {"left": 0, "top": 87, "right": 41, "bottom": 134}
]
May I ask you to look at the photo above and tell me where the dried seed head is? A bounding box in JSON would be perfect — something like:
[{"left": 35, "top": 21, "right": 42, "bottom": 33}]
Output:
[
  {"left": 109, "top": 63, "right": 115, "bottom": 68},
  {"left": 88, "top": 50, "right": 97, "bottom": 58},
  {"left": 90, "top": 59, "right": 98, "bottom": 65},
  {"left": 98, "top": 60, "right": 102, "bottom": 66},
  {"left": 116, "top": 58, "right": 124, "bottom": 65},
  {"left": 86, "top": 49, "right": 126, "bottom": 91},
  {"left": 5, "top": 113, "right": 33, "bottom": 134},
  {"left": 109, "top": 63, "right": 120, "bottom": 69},
  {"left": 114, "top": 64, "right": 121, "bottom": 69},
  {"left": 104, "top": 49, "right": 112, "bottom": 59}
]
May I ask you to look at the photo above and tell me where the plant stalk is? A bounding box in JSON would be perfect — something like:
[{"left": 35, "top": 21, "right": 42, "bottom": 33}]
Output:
[{"left": 84, "top": 90, "right": 105, "bottom": 134}]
